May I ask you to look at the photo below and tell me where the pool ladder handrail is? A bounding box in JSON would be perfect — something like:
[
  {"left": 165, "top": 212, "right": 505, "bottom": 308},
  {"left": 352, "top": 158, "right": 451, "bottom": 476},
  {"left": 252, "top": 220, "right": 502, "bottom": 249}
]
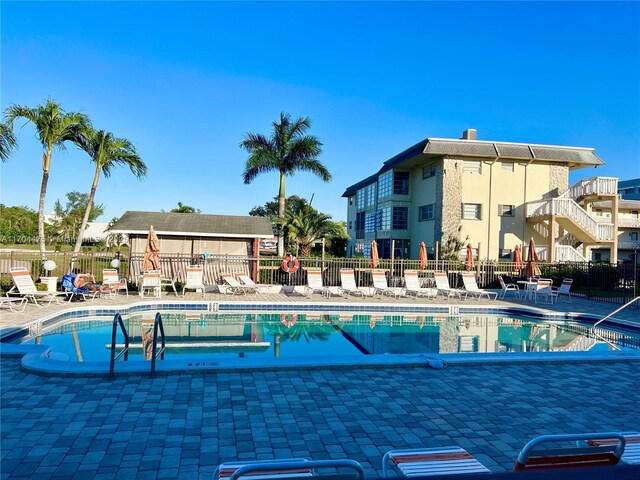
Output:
[
  {"left": 108, "top": 313, "right": 130, "bottom": 380},
  {"left": 590, "top": 296, "right": 640, "bottom": 351},
  {"left": 150, "top": 312, "right": 166, "bottom": 379}
]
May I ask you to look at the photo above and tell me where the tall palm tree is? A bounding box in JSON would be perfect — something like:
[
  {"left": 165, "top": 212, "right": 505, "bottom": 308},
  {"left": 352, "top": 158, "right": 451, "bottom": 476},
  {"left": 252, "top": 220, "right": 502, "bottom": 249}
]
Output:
[
  {"left": 0, "top": 120, "right": 17, "bottom": 162},
  {"left": 5, "top": 100, "right": 90, "bottom": 259},
  {"left": 285, "top": 204, "right": 342, "bottom": 257},
  {"left": 70, "top": 128, "right": 147, "bottom": 271},
  {"left": 240, "top": 112, "right": 330, "bottom": 256}
]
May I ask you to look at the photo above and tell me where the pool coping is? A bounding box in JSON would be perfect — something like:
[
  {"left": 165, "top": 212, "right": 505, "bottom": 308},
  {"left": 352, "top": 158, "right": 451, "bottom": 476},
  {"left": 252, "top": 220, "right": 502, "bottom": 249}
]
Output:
[{"left": 2, "top": 300, "right": 639, "bottom": 376}]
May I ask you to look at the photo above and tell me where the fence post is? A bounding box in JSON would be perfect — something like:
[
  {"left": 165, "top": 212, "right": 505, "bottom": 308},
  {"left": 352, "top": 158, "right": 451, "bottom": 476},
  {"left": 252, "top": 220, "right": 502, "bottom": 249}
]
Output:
[
  {"left": 587, "top": 261, "right": 592, "bottom": 300},
  {"left": 622, "top": 263, "right": 627, "bottom": 305}
]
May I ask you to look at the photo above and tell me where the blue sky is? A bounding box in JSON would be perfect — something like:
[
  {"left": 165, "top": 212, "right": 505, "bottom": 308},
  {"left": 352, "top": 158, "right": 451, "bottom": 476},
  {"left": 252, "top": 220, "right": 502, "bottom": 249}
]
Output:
[{"left": 2, "top": 1, "right": 639, "bottom": 224}]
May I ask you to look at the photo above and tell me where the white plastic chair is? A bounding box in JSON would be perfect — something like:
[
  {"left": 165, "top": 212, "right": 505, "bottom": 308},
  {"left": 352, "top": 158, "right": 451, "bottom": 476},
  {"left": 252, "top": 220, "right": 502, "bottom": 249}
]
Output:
[
  {"left": 102, "top": 269, "right": 128, "bottom": 296},
  {"left": 338, "top": 269, "right": 373, "bottom": 297},
  {"left": 403, "top": 270, "right": 437, "bottom": 298},
  {"left": 552, "top": 278, "right": 573, "bottom": 303},
  {"left": 461, "top": 273, "right": 498, "bottom": 300},
  {"left": 371, "top": 270, "right": 404, "bottom": 298},
  {"left": 8, "top": 267, "right": 66, "bottom": 306},
  {"left": 433, "top": 272, "right": 467, "bottom": 299},
  {"left": 305, "top": 269, "right": 330, "bottom": 298},
  {"left": 182, "top": 265, "right": 205, "bottom": 297},
  {"left": 534, "top": 278, "right": 555, "bottom": 303},
  {"left": 221, "top": 274, "right": 259, "bottom": 295},
  {"left": 140, "top": 270, "right": 161, "bottom": 298}
]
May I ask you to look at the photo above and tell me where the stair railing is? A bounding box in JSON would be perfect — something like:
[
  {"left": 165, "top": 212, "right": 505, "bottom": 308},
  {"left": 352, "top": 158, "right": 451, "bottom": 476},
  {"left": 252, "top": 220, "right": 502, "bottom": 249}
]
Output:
[{"left": 108, "top": 313, "right": 130, "bottom": 380}]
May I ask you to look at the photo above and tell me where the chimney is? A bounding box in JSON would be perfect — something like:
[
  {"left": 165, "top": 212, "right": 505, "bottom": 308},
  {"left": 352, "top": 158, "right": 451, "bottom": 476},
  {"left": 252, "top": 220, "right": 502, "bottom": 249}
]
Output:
[{"left": 461, "top": 129, "right": 477, "bottom": 140}]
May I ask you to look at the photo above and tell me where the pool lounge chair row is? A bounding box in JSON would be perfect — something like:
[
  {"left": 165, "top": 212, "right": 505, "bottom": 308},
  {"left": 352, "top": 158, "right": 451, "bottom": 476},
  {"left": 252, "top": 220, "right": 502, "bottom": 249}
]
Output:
[{"left": 213, "top": 431, "right": 639, "bottom": 480}]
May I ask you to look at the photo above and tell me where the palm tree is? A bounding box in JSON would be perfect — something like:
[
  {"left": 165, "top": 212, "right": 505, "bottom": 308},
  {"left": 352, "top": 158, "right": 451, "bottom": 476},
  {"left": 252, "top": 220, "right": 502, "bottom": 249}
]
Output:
[
  {"left": 5, "top": 100, "right": 90, "bottom": 259},
  {"left": 285, "top": 204, "right": 342, "bottom": 257},
  {"left": 0, "top": 120, "right": 17, "bottom": 162},
  {"left": 240, "top": 112, "right": 330, "bottom": 256},
  {"left": 170, "top": 202, "right": 200, "bottom": 213},
  {"left": 70, "top": 127, "right": 147, "bottom": 271}
]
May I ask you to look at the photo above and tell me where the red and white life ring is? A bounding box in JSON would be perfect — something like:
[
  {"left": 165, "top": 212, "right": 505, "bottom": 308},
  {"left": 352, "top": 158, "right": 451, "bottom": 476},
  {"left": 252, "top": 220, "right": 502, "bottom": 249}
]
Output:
[
  {"left": 281, "top": 314, "right": 297, "bottom": 328},
  {"left": 281, "top": 254, "right": 300, "bottom": 274}
]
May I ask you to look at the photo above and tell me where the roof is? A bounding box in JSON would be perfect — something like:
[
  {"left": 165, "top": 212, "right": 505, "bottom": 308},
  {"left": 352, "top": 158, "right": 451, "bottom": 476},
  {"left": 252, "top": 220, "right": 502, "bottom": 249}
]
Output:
[
  {"left": 591, "top": 199, "right": 640, "bottom": 209},
  {"left": 109, "top": 211, "right": 273, "bottom": 238},
  {"left": 342, "top": 135, "right": 604, "bottom": 197}
]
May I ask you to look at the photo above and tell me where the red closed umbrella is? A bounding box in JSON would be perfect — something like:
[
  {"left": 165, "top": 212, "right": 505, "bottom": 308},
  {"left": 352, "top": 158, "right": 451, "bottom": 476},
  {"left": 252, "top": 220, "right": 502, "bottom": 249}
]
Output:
[
  {"left": 523, "top": 238, "right": 542, "bottom": 278},
  {"left": 370, "top": 240, "right": 380, "bottom": 268},
  {"left": 418, "top": 241, "right": 428, "bottom": 269},
  {"left": 143, "top": 225, "right": 160, "bottom": 270},
  {"left": 513, "top": 244, "right": 523, "bottom": 272},
  {"left": 465, "top": 243, "right": 474, "bottom": 271}
]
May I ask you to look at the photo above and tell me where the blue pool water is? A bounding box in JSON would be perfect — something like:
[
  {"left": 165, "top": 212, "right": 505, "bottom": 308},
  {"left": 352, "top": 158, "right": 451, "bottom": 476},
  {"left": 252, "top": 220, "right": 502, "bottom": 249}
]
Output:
[{"left": 18, "top": 311, "right": 640, "bottom": 362}]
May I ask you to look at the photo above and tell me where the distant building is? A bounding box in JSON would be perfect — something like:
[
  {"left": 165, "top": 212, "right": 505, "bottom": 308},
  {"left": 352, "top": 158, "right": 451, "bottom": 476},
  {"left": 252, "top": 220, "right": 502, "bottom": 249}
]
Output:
[{"left": 618, "top": 178, "right": 640, "bottom": 200}]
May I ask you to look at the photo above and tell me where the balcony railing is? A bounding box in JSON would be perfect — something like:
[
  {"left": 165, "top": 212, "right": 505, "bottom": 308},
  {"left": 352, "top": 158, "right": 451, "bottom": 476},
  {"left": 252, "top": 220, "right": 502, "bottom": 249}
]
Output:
[
  {"left": 619, "top": 218, "right": 640, "bottom": 228},
  {"left": 568, "top": 176, "right": 618, "bottom": 200}
]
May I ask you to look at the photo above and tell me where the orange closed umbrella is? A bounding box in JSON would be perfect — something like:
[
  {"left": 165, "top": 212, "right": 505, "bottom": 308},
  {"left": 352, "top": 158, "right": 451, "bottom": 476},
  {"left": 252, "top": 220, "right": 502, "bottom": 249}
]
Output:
[
  {"left": 370, "top": 240, "right": 380, "bottom": 268},
  {"left": 465, "top": 243, "right": 474, "bottom": 271},
  {"left": 143, "top": 225, "right": 161, "bottom": 270},
  {"left": 523, "top": 238, "right": 541, "bottom": 278},
  {"left": 418, "top": 241, "right": 428, "bottom": 269},
  {"left": 513, "top": 244, "right": 523, "bottom": 272}
]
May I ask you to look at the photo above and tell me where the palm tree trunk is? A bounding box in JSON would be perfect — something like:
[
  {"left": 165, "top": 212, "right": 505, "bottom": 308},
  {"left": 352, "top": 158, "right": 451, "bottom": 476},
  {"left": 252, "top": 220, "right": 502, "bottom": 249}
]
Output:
[
  {"left": 277, "top": 172, "right": 286, "bottom": 257},
  {"left": 70, "top": 167, "right": 100, "bottom": 272},
  {"left": 37, "top": 151, "right": 51, "bottom": 261}
]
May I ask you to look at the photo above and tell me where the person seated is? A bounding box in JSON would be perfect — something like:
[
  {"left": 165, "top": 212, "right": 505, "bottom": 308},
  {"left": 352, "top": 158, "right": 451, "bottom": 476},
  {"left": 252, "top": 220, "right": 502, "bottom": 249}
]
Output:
[{"left": 74, "top": 272, "right": 112, "bottom": 292}]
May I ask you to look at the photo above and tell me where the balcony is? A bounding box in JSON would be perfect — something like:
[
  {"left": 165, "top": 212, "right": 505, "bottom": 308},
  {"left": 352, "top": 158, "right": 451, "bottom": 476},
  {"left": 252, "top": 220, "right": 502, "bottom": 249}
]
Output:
[
  {"left": 619, "top": 218, "right": 640, "bottom": 228},
  {"left": 618, "top": 240, "right": 640, "bottom": 250},
  {"left": 568, "top": 176, "right": 618, "bottom": 200}
]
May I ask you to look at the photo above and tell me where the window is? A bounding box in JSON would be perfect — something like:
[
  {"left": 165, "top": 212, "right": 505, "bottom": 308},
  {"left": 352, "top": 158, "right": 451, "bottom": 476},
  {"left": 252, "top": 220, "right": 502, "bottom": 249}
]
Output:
[
  {"left": 463, "top": 161, "right": 481, "bottom": 175},
  {"left": 348, "top": 221, "right": 352, "bottom": 230},
  {"left": 499, "top": 249, "right": 512, "bottom": 260},
  {"left": 349, "top": 197, "right": 354, "bottom": 206},
  {"left": 392, "top": 207, "right": 408, "bottom": 229},
  {"left": 379, "top": 207, "right": 391, "bottom": 231},
  {"left": 462, "top": 203, "right": 482, "bottom": 220},
  {"left": 422, "top": 165, "right": 437, "bottom": 179},
  {"left": 378, "top": 172, "right": 393, "bottom": 199},
  {"left": 366, "top": 184, "right": 377, "bottom": 207},
  {"left": 499, "top": 204, "right": 515, "bottom": 217},
  {"left": 356, "top": 189, "right": 365, "bottom": 209},
  {"left": 631, "top": 232, "right": 639, "bottom": 242},
  {"left": 501, "top": 162, "right": 514, "bottom": 172},
  {"left": 419, "top": 204, "right": 434, "bottom": 221},
  {"left": 393, "top": 172, "right": 409, "bottom": 195},
  {"left": 354, "top": 242, "right": 364, "bottom": 255},
  {"left": 594, "top": 252, "right": 602, "bottom": 262},
  {"left": 595, "top": 209, "right": 603, "bottom": 217}
]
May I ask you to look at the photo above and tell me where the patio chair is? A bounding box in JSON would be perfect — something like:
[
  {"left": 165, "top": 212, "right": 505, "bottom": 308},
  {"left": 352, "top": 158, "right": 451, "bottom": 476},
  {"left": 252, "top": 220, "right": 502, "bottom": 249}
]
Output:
[
  {"left": 338, "top": 268, "right": 373, "bottom": 297},
  {"left": 585, "top": 432, "right": 639, "bottom": 465},
  {"left": 371, "top": 269, "right": 404, "bottom": 298},
  {"left": 7, "top": 267, "right": 66, "bottom": 307},
  {"left": 221, "top": 274, "right": 260, "bottom": 295},
  {"left": 498, "top": 275, "right": 519, "bottom": 299},
  {"left": 102, "top": 268, "right": 128, "bottom": 296},
  {"left": 514, "top": 432, "right": 626, "bottom": 471},
  {"left": 61, "top": 274, "right": 100, "bottom": 302},
  {"left": 140, "top": 270, "right": 161, "bottom": 298},
  {"left": 461, "top": 273, "right": 498, "bottom": 300},
  {"left": 304, "top": 269, "right": 331, "bottom": 298},
  {"left": 161, "top": 274, "right": 178, "bottom": 296},
  {"left": 403, "top": 270, "right": 437, "bottom": 298},
  {"left": 183, "top": 265, "right": 205, "bottom": 297},
  {"left": 382, "top": 446, "right": 490, "bottom": 477},
  {"left": 214, "top": 458, "right": 365, "bottom": 480},
  {"left": 552, "top": 278, "right": 573, "bottom": 303},
  {"left": 533, "top": 278, "right": 555, "bottom": 304},
  {"left": 433, "top": 272, "right": 467, "bottom": 299},
  {"left": 0, "top": 297, "right": 28, "bottom": 313},
  {"left": 237, "top": 274, "right": 273, "bottom": 294}
]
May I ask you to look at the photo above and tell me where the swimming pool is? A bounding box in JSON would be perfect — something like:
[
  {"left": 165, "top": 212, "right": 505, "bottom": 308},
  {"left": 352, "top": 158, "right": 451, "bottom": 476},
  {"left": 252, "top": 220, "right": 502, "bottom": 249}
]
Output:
[{"left": 16, "top": 310, "right": 640, "bottom": 363}]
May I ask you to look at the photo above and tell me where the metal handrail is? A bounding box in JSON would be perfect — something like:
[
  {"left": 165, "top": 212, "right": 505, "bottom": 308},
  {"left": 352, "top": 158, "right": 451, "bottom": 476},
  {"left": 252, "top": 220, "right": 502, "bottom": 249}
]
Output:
[
  {"left": 591, "top": 296, "right": 640, "bottom": 351},
  {"left": 150, "top": 312, "right": 166, "bottom": 378},
  {"left": 108, "top": 313, "right": 129, "bottom": 380}
]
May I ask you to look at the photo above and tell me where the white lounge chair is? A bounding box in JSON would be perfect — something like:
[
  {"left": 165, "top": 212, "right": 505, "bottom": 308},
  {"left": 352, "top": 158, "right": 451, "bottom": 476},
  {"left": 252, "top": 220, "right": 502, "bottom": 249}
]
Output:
[
  {"left": 383, "top": 446, "right": 490, "bottom": 477},
  {"left": 338, "top": 268, "right": 373, "bottom": 297},
  {"left": 237, "top": 274, "right": 273, "bottom": 294},
  {"left": 433, "top": 272, "right": 467, "bottom": 299},
  {"left": 8, "top": 267, "right": 66, "bottom": 306},
  {"left": 102, "top": 269, "right": 128, "bottom": 296},
  {"left": 0, "top": 296, "right": 28, "bottom": 312},
  {"left": 182, "top": 265, "right": 205, "bottom": 297},
  {"left": 552, "top": 278, "right": 573, "bottom": 303},
  {"left": 221, "top": 274, "right": 260, "bottom": 295},
  {"left": 304, "top": 269, "right": 331, "bottom": 298},
  {"left": 498, "top": 275, "right": 519, "bottom": 299},
  {"left": 461, "top": 273, "right": 498, "bottom": 300},
  {"left": 140, "top": 270, "right": 161, "bottom": 298},
  {"left": 371, "top": 269, "right": 404, "bottom": 298},
  {"left": 403, "top": 270, "right": 437, "bottom": 298}
]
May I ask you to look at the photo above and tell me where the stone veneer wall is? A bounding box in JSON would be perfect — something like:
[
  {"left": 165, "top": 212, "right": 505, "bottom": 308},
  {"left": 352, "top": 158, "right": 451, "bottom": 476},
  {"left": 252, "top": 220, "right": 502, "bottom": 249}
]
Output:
[
  {"left": 547, "top": 163, "right": 569, "bottom": 198},
  {"left": 435, "top": 157, "right": 463, "bottom": 242}
]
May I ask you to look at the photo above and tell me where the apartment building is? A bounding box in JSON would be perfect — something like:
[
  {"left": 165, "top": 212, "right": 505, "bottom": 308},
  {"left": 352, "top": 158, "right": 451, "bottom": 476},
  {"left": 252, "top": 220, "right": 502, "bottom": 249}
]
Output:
[
  {"left": 343, "top": 129, "right": 621, "bottom": 263},
  {"left": 618, "top": 178, "right": 640, "bottom": 200},
  {"left": 588, "top": 199, "right": 640, "bottom": 263}
]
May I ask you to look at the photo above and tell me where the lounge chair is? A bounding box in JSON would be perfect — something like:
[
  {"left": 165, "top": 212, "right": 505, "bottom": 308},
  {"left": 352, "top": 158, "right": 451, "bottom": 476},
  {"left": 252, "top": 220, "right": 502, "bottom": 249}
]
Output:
[
  {"left": 102, "top": 269, "right": 128, "bottom": 296},
  {"left": 533, "top": 278, "right": 555, "bottom": 304},
  {"left": 7, "top": 267, "right": 66, "bottom": 306},
  {"left": 61, "top": 274, "right": 100, "bottom": 302},
  {"left": 403, "top": 270, "right": 437, "bottom": 298},
  {"left": 585, "top": 432, "right": 639, "bottom": 465},
  {"left": 0, "top": 296, "right": 28, "bottom": 312},
  {"left": 221, "top": 274, "right": 260, "bottom": 295},
  {"left": 433, "top": 272, "right": 467, "bottom": 299},
  {"left": 498, "top": 275, "right": 519, "bottom": 299},
  {"left": 183, "top": 265, "right": 205, "bottom": 297},
  {"left": 382, "top": 446, "right": 490, "bottom": 477},
  {"left": 304, "top": 269, "right": 331, "bottom": 298},
  {"left": 338, "top": 268, "right": 373, "bottom": 297},
  {"left": 214, "top": 458, "right": 365, "bottom": 480},
  {"left": 371, "top": 269, "right": 404, "bottom": 298},
  {"left": 461, "top": 273, "right": 498, "bottom": 300},
  {"left": 237, "top": 274, "right": 274, "bottom": 294},
  {"left": 140, "top": 270, "right": 161, "bottom": 298},
  {"left": 552, "top": 278, "right": 573, "bottom": 303}
]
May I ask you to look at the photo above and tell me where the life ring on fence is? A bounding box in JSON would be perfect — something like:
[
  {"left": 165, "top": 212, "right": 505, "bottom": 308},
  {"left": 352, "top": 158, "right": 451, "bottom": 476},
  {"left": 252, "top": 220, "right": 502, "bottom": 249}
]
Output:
[
  {"left": 281, "top": 254, "right": 300, "bottom": 274},
  {"left": 281, "top": 314, "right": 297, "bottom": 328}
]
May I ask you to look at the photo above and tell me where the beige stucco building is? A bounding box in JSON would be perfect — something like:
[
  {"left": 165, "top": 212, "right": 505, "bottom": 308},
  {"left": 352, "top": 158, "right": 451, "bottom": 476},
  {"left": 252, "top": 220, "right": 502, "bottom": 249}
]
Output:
[{"left": 343, "top": 129, "right": 628, "bottom": 264}]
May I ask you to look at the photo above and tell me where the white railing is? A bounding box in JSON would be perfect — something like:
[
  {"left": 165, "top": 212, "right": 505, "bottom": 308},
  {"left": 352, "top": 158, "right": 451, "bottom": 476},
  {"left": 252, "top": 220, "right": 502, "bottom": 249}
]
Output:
[
  {"left": 617, "top": 240, "right": 640, "bottom": 250},
  {"left": 527, "top": 198, "right": 615, "bottom": 241},
  {"left": 554, "top": 245, "right": 587, "bottom": 262},
  {"left": 619, "top": 217, "right": 640, "bottom": 228},
  {"left": 557, "top": 233, "right": 578, "bottom": 247},
  {"left": 568, "top": 176, "right": 618, "bottom": 200}
]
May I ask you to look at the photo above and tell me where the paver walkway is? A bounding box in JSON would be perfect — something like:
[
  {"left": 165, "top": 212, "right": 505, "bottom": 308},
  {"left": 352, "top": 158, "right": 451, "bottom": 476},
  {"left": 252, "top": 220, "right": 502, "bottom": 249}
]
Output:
[{"left": 2, "top": 356, "right": 639, "bottom": 479}]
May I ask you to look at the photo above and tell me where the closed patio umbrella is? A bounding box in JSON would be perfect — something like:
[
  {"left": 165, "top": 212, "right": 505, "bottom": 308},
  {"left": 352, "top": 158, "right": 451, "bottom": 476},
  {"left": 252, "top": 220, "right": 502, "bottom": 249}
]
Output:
[
  {"left": 370, "top": 240, "right": 380, "bottom": 268},
  {"left": 523, "top": 238, "right": 541, "bottom": 278},
  {"left": 418, "top": 241, "right": 428, "bottom": 269},
  {"left": 513, "top": 244, "right": 523, "bottom": 272},
  {"left": 143, "top": 225, "right": 161, "bottom": 271},
  {"left": 465, "top": 243, "right": 474, "bottom": 271}
]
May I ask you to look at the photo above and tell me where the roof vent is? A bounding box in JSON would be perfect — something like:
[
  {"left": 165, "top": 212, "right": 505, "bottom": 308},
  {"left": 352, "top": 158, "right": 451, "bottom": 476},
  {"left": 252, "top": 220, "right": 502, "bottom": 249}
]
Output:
[{"left": 461, "top": 129, "right": 477, "bottom": 140}]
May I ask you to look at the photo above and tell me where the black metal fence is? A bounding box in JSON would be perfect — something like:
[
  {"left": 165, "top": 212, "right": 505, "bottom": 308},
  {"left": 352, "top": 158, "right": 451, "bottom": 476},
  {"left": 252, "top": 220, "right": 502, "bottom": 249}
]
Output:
[{"left": 0, "top": 251, "right": 637, "bottom": 306}]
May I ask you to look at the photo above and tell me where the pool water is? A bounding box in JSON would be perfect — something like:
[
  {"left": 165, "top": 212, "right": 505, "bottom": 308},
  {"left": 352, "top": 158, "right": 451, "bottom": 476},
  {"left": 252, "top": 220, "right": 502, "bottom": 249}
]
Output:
[{"left": 19, "top": 311, "right": 640, "bottom": 363}]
